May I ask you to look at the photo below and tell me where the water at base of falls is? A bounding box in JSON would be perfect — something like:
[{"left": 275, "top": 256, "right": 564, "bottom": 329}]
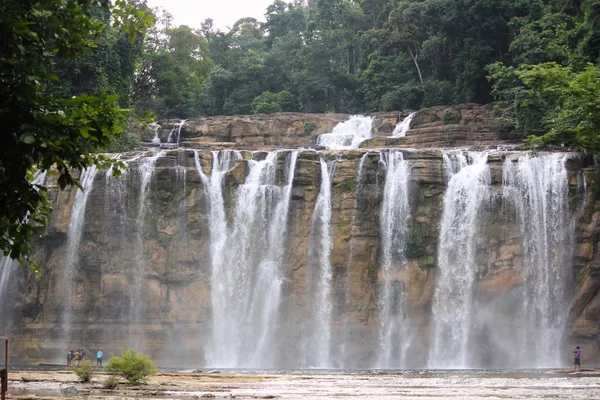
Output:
[{"left": 316, "top": 116, "right": 373, "bottom": 149}]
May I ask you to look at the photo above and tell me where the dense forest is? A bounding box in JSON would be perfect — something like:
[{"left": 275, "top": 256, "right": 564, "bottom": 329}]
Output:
[
  {"left": 1, "top": 0, "right": 599, "bottom": 262},
  {"left": 132, "top": 0, "right": 600, "bottom": 150}
]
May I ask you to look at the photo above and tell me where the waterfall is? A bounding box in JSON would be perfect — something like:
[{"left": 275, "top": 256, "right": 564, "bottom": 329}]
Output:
[
  {"left": 129, "top": 150, "right": 164, "bottom": 350},
  {"left": 316, "top": 115, "right": 373, "bottom": 149},
  {"left": 62, "top": 166, "right": 99, "bottom": 346},
  {"left": 336, "top": 152, "right": 372, "bottom": 367},
  {"left": 167, "top": 119, "right": 187, "bottom": 144},
  {"left": 151, "top": 123, "right": 161, "bottom": 145},
  {"left": 502, "top": 153, "right": 571, "bottom": 367},
  {"left": 429, "top": 152, "right": 491, "bottom": 369},
  {"left": 377, "top": 150, "right": 412, "bottom": 368},
  {"left": 0, "top": 256, "right": 16, "bottom": 335},
  {"left": 200, "top": 150, "right": 298, "bottom": 368},
  {"left": 303, "top": 155, "right": 334, "bottom": 368},
  {"left": 392, "top": 112, "right": 416, "bottom": 138},
  {"left": 1, "top": 170, "right": 48, "bottom": 335}
]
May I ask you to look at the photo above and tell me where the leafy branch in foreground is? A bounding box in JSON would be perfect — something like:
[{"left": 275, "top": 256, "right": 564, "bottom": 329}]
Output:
[{"left": 0, "top": 0, "right": 152, "bottom": 267}]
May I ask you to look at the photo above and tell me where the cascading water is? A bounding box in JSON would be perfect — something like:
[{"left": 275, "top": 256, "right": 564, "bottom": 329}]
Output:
[
  {"left": 377, "top": 150, "right": 412, "bottom": 368},
  {"left": 199, "top": 150, "right": 298, "bottom": 368},
  {"left": 61, "top": 166, "right": 98, "bottom": 347},
  {"left": 429, "top": 152, "right": 491, "bottom": 369},
  {"left": 502, "top": 153, "right": 571, "bottom": 367},
  {"left": 303, "top": 155, "right": 334, "bottom": 368},
  {"left": 151, "top": 123, "right": 161, "bottom": 145},
  {"left": 316, "top": 115, "right": 373, "bottom": 149},
  {"left": 1, "top": 171, "right": 48, "bottom": 334},
  {"left": 392, "top": 112, "right": 416, "bottom": 138},
  {"left": 129, "top": 150, "right": 164, "bottom": 350},
  {"left": 0, "top": 256, "right": 16, "bottom": 335},
  {"left": 167, "top": 119, "right": 187, "bottom": 144},
  {"left": 335, "top": 152, "right": 372, "bottom": 367}
]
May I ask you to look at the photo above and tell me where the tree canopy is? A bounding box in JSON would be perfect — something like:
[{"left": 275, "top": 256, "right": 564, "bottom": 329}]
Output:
[{"left": 131, "top": 0, "right": 600, "bottom": 154}]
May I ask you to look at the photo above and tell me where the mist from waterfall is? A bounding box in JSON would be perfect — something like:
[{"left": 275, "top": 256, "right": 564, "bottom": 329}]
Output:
[
  {"left": 377, "top": 150, "right": 412, "bottom": 368},
  {"left": 429, "top": 152, "right": 491, "bottom": 369},
  {"left": 61, "top": 166, "right": 99, "bottom": 348},
  {"left": 316, "top": 115, "right": 373, "bottom": 149},
  {"left": 198, "top": 150, "right": 299, "bottom": 368},
  {"left": 302, "top": 155, "right": 334, "bottom": 368},
  {"left": 502, "top": 153, "right": 571, "bottom": 367},
  {"left": 129, "top": 151, "right": 164, "bottom": 350}
]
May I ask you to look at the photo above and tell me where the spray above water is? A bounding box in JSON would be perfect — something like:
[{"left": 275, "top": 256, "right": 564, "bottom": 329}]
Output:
[{"left": 316, "top": 115, "right": 373, "bottom": 149}]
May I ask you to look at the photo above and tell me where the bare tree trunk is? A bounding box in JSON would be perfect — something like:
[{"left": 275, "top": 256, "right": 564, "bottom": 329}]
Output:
[{"left": 408, "top": 46, "right": 424, "bottom": 86}]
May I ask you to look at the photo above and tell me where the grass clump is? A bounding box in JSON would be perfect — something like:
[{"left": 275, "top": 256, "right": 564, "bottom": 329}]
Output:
[
  {"left": 72, "top": 360, "right": 95, "bottom": 382},
  {"left": 103, "top": 374, "right": 120, "bottom": 389},
  {"left": 104, "top": 349, "right": 157, "bottom": 385}
]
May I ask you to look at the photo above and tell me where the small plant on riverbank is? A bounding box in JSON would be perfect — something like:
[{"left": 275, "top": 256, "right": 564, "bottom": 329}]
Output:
[
  {"left": 103, "top": 374, "right": 120, "bottom": 389},
  {"left": 72, "top": 360, "right": 94, "bottom": 382},
  {"left": 104, "top": 349, "right": 157, "bottom": 385}
]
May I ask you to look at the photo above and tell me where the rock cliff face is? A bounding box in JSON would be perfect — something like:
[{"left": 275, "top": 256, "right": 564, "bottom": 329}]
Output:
[{"left": 4, "top": 106, "right": 600, "bottom": 368}]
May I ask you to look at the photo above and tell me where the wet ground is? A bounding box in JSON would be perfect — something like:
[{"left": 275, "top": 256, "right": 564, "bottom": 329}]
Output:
[{"left": 6, "top": 369, "right": 600, "bottom": 399}]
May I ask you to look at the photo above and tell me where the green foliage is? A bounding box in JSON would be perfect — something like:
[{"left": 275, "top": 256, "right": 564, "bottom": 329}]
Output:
[
  {"left": 251, "top": 90, "right": 298, "bottom": 114},
  {"left": 442, "top": 109, "right": 460, "bottom": 125},
  {"left": 103, "top": 374, "right": 121, "bottom": 389},
  {"left": 0, "top": 0, "right": 150, "bottom": 266},
  {"left": 157, "top": 232, "right": 172, "bottom": 248},
  {"left": 518, "top": 63, "right": 600, "bottom": 152},
  {"left": 304, "top": 121, "right": 317, "bottom": 134},
  {"left": 73, "top": 360, "right": 95, "bottom": 382},
  {"left": 104, "top": 350, "right": 157, "bottom": 385},
  {"left": 405, "top": 231, "right": 427, "bottom": 258}
]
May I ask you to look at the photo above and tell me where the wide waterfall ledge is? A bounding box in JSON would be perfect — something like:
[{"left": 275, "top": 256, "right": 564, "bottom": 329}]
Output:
[{"left": 0, "top": 146, "right": 595, "bottom": 371}]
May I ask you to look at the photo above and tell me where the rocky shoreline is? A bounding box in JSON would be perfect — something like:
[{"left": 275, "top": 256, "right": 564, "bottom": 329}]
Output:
[{"left": 6, "top": 369, "right": 600, "bottom": 399}]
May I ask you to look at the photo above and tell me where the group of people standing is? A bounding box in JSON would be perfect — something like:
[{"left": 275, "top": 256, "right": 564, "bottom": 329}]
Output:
[
  {"left": 67, "top": 349, "right": 103, "bottom": 367},
  {"left": 66, "top": 349, "right": 86, "bottom": 366}
]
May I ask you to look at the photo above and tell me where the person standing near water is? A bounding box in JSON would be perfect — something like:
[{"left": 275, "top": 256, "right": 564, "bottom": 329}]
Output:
[
  {"left": 96, "top": 350, "right": 103, "bottom": 367},
  {"left": 572, "top": 346, "right": 581, "bottom": 372}
]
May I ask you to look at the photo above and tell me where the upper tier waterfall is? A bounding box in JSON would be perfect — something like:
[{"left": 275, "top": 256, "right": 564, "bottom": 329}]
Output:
[
  {"left": 316, "top": 115, "right": 373, "bottom": 149},
  {"left": 2, "top": 144, "right": 590, "bottom": 370}
]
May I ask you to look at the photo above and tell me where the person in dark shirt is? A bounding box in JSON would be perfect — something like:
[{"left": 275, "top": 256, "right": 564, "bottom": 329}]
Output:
[{"left": 572, "top": 346, "right": 581, "bottom": 372}]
